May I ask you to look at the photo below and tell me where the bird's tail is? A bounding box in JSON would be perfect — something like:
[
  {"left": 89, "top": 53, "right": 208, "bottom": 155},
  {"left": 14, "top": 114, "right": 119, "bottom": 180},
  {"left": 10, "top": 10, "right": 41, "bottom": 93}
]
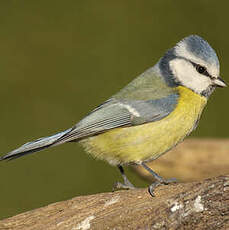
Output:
[{"left": 0, "top": 128, "right": 72, "bottom": 161}]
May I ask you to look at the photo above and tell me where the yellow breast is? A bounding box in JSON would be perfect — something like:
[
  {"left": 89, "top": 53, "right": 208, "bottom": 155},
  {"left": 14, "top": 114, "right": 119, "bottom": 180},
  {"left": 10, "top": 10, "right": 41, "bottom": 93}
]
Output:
[{"left": 80, "top": 86, "right": 207, "bottom": 165}]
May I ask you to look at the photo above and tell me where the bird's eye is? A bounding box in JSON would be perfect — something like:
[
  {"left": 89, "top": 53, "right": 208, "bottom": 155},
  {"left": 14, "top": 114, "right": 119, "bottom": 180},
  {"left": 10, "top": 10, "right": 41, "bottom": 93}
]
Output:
[{"left": 196, "top": 65, "right": 207, "bottom": 74}]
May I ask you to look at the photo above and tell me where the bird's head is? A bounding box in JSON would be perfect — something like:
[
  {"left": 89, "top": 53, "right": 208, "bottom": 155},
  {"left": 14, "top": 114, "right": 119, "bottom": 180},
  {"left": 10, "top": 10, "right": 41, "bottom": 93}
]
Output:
[{"left": 160, "top": 35, "right": 227, "bottom": 97}]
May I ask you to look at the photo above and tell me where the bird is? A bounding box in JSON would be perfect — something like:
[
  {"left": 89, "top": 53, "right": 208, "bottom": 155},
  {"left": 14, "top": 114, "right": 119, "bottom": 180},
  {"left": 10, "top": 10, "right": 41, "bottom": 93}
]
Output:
[{"left": 0, "top": 35, "right": 227, "bottom": 196}]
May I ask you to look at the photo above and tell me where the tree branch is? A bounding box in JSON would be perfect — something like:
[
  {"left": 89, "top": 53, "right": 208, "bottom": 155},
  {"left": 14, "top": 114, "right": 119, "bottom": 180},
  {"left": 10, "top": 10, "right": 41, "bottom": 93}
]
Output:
[
  {"left": 1, "top": 138, "right": 229, "bottom": 229},
  {"left": 0, "top": 175, "right": 228, "bottom": 230}
]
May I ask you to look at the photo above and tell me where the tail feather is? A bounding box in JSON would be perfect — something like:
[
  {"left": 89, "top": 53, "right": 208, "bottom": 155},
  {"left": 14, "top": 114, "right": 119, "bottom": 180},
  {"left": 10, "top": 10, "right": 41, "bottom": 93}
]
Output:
[{"left": 0, "top": 129, "right": 72, "bottom": 161}]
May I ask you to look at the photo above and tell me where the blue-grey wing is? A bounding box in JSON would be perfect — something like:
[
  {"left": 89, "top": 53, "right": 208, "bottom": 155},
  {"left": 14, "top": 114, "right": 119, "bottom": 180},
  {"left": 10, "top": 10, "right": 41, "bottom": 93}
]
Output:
[
  {"left": 1, "top": 93, "right": 178, "bottom": 160},
  {"left": 55, "top": 93, "right": 178, "bottom": 144}
]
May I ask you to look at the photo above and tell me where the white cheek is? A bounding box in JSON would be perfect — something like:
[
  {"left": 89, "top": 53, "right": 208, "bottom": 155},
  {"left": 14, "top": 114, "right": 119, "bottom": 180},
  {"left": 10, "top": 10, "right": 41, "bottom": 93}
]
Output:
[{"left": 169, "top": 59, "right": 212, "bottom": 94}]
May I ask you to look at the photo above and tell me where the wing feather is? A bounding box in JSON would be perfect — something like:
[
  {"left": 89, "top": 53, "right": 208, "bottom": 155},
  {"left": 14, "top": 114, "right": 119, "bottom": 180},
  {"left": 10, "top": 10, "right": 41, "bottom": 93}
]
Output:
[{"left": 54, "top": 94, "right": 178, "bottom": 144}]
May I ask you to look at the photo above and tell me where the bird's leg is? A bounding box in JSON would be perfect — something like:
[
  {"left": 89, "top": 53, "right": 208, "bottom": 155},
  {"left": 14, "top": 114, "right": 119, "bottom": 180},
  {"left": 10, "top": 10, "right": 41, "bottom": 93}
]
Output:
[
  {"left": 113, "top": 165, "right": 135, "bottom": 191},
  {"left": 141, "top": 162, "right": 177, "bottom": 197}
]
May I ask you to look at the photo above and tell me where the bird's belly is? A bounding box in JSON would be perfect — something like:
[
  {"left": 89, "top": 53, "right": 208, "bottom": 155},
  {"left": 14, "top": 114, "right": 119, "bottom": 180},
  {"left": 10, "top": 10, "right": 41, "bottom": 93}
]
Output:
[{"left": 80, "top": 87, "right": 207, "bottom": 165}]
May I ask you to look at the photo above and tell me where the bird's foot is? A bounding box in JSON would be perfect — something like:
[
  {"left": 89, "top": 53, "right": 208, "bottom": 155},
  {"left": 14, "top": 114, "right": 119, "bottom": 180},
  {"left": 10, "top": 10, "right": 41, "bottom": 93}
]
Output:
[
  {"left": 112, "top": 179, "right": 135, "bottom": 191},
  {"left": 113, "top": 165, "right": 136, "bottom": 192},
  {"left": 148, "top": 177, "right": 177, "bottom": 197}
]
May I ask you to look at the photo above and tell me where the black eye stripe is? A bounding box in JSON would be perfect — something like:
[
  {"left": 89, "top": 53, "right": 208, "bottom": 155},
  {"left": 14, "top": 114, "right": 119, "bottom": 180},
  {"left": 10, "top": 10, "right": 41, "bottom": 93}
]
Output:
[
  {"left": 190, "top": 62, "right": 212, "bottom": 78},
  {"left": 175, "top": 57, "right": 214, "bottom": 79}
]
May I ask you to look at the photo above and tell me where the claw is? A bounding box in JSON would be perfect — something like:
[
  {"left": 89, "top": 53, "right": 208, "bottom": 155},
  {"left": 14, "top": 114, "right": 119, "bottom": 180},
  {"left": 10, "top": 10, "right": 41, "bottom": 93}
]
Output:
[
  {"left": 113, "top": 165, "right": 135, "bottom": 192},
  {"left": 112, "top": 181, "right": 135, "bottom": 192},
  {"left": 148, "top": 178, "right": 177, "bottom": 197}
]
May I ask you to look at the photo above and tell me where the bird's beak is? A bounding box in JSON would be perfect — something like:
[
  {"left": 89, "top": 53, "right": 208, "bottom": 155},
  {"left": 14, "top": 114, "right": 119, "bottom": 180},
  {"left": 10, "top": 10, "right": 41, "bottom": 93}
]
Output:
[{"left": 212, "top": 77, "right": 227, "bottom": 87}]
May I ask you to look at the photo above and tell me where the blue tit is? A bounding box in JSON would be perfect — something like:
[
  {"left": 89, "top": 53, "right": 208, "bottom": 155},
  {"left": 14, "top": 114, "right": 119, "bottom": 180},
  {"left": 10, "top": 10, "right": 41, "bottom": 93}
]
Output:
[{"left": 0, "top": 35, "right": 227, "bottom": 196}]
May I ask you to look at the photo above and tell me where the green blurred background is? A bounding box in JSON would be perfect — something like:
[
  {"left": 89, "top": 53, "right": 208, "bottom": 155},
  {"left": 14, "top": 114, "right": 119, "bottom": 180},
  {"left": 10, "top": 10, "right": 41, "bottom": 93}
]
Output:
[{"left": 0, "top": 0, "right": 228, "bottom": 220}]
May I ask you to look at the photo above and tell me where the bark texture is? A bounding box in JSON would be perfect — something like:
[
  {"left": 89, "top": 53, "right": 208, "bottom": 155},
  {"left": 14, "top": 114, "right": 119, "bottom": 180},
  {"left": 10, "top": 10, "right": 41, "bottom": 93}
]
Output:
[
  {"left": 0, "top": 175, "right": 229, "bottom": 230},
  {"left": 1, "top": 138, "right": 229, "bottom": 230}
]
